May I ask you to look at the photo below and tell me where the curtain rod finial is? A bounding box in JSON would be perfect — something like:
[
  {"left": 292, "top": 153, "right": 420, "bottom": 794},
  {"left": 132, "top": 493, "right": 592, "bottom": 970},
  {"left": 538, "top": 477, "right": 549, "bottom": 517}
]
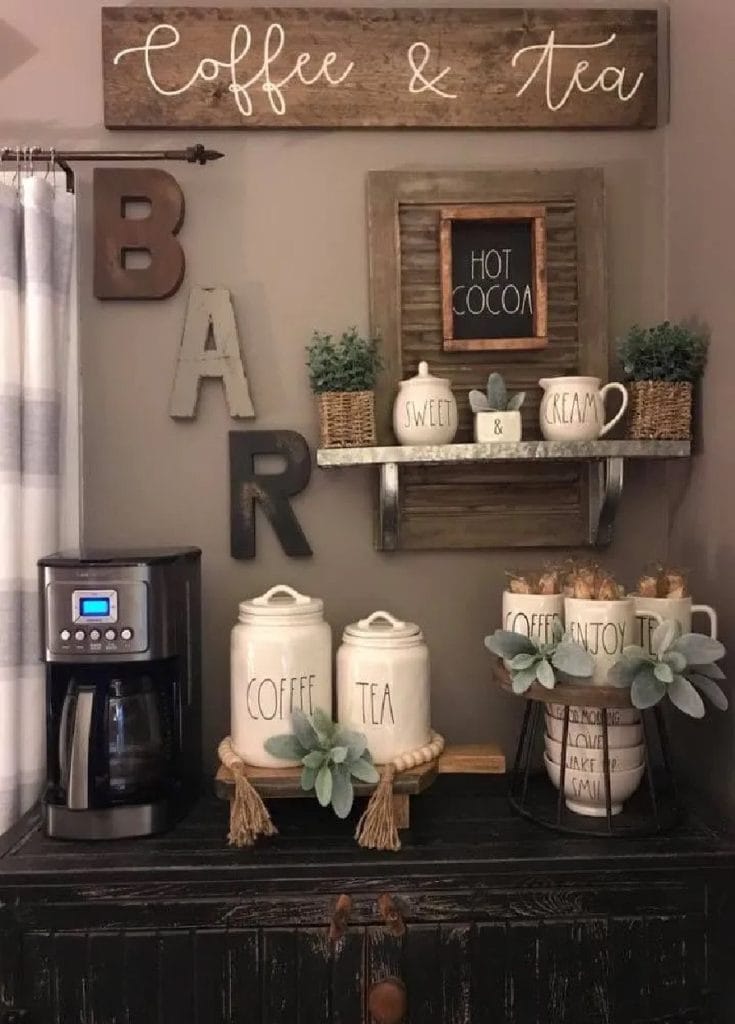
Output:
[{"left": 185, "top": 144, "right": 225, "bottom": 165}]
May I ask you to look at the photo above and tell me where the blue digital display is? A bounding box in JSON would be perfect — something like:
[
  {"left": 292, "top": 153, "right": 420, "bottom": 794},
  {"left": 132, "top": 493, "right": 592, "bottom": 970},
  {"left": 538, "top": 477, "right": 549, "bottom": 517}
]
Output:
[{"left": 79, "top": 597, "right": 111, "bottom": 617}]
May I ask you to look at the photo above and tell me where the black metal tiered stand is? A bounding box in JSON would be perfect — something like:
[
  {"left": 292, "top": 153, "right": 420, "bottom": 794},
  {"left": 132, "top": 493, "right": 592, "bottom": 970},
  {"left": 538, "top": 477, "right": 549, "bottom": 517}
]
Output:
[{"left": 496, "top": 663, "right": 681, "bottom": 837}]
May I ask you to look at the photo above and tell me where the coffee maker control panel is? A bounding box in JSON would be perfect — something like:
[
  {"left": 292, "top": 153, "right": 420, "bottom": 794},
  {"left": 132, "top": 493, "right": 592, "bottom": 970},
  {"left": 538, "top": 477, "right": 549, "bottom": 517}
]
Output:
[{"left": 46, "top": 581, "right": 149, "bottom": 656}]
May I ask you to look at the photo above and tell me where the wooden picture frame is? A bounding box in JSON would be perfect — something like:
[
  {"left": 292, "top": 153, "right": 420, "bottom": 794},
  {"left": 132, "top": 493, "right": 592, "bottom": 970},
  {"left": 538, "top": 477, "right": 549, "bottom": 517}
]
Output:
[{"left": 440, "top": 204, "right": 548, "bottom": 352}]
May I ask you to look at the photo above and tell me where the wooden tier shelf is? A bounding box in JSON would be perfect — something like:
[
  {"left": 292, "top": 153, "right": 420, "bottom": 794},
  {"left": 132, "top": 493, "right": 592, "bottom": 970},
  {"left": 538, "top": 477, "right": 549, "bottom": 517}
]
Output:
[
  {"left": 316, "top": 440, "right": 690, "bottom": 467},
  {"left": 316, "top": 440, "right": 690, "bottom": 549}
]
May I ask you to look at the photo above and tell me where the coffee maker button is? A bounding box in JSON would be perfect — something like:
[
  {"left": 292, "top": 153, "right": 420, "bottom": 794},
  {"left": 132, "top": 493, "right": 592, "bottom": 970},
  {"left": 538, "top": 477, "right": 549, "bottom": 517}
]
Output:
[
  {"left": 120, "top": 628, "right": 133, "bottom": 641},
  {"left": 89, "top": 629, "right": 101, "bottom": 641},
  {"left": 74, "top": 629, "right": 85, "bottom": 642},
  {"left": 60, "top": 629, "right": 71, "bottom": 642},
  {"left": 104, "top": 628, "right": 117, "bottom": 641}
]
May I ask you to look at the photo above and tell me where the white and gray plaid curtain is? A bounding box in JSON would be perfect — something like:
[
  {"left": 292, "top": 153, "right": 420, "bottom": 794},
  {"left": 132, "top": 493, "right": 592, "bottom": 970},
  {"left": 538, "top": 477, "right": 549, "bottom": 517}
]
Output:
[{"left": 0, "top": 173, "right": 79, "bottom": 832}]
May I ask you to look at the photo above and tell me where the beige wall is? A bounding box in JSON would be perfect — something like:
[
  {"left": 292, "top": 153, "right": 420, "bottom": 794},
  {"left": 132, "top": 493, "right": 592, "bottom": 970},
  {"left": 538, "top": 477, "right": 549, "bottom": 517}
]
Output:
[
  {"left": 666, "top": 0, "right": 735, "bottom": 811},
  {"left": 1, "top": 0, "right": 672, "bottom": 763}
]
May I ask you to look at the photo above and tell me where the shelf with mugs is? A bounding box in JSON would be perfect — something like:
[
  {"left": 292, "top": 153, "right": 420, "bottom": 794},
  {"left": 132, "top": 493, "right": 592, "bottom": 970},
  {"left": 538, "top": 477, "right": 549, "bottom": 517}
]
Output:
[{"left": 316, "top": 439, "right": 690, "bottom": 551}]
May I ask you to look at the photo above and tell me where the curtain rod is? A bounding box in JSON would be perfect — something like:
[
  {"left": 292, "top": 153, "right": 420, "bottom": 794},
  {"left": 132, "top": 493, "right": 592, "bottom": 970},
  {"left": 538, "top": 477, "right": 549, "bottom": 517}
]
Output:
[{"left": 0, "top": 144, "right": 224, "bottom": 192}]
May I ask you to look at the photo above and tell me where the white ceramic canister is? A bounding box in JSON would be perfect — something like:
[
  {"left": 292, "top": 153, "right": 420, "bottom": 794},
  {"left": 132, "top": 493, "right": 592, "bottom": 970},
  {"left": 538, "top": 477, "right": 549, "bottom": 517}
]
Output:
[
  {"left": 633, "top": 595, "right": 718, "bottom": 653},
  {"left": 337, "top": 610, "right": 431, "bottom": 765},
  {"left": 502, "top": 591, "right": 564, "bottom": 645},
  {"left": 539, "top": 376, "right": 628, "bottom": 442},
  {"left": 393, "top": 361, "right": 458, "bottom": 445},
  {"left": 231, "top": 585, "right": 332, "bottom": 767}
]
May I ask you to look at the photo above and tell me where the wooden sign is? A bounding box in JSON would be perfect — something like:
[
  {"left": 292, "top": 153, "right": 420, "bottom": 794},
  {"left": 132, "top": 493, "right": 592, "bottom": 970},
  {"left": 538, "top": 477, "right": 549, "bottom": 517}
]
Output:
[
  {"left": 440, "top": 205, "right": 548, "bottom": 352},
  {"left": 102, "top": 7, "right": 661, "bottom": 130},
  {"left": 169, "top": 287, "right": 255, "bottom": 419},
  {"left": 94, "top": 168, "right": 185, "bottom": 299}
]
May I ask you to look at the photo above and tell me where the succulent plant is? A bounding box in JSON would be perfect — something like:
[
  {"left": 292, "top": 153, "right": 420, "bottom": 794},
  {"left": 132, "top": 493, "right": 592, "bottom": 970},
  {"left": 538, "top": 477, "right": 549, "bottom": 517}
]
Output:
[
  {"left": 306, "top": 328, "right": 382, "bottom": 393},
  {"left": 264, "top": 708, "right": 379, "bottom": 818},
  {"left": 607, "top": 619, "right": 727, "bottom": 718},
  {"left": 618, "top": 321, "right": 709, "bottom": 383},
  {"left": 469, "top": 372, "right": 526, "bottom": 414},
  {"left": 485, "top": 622, "right": 595, "bottom": 694}
]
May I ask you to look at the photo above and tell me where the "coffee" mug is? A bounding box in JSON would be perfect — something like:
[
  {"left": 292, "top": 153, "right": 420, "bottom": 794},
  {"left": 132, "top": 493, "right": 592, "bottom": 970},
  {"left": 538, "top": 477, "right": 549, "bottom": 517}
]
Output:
[{"left": 539, "top": 376, "right": 629, "bottom": 442}]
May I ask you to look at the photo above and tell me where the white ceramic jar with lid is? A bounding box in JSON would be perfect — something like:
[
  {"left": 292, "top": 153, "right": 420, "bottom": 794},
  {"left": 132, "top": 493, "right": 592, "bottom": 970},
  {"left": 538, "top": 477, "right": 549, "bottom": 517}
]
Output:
[
  {"left": 393, "top": 361, "right": 458, "bottom": 445},
  {"left": 231, "top": 585, "right": 332, "bottom": 767},
  {"left": 337, "top": 610, "right": 431, "bottom": 764}
]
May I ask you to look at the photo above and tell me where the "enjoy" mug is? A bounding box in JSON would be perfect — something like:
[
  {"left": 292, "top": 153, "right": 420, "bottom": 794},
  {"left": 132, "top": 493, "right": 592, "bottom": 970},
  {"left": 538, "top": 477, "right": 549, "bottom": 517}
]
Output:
[{"left": 565, "top": 597, "right": 661, "bottom": 685}]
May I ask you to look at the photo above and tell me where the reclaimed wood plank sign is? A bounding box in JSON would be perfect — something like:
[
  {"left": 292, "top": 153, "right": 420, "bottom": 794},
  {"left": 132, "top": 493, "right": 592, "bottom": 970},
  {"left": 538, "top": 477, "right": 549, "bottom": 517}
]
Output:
[
  {"left": 101, "top": 7, "right": 661, "bottom": 130},
  {"left": 441, "top": 205, "right": 548, "bottom": 352}
]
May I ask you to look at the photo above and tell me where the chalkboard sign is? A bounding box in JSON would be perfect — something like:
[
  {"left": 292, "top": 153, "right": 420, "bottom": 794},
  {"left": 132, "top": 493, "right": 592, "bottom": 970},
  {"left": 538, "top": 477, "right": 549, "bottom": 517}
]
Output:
[{"left": 440, "top": 205, "right": 548, "bottom": 351}]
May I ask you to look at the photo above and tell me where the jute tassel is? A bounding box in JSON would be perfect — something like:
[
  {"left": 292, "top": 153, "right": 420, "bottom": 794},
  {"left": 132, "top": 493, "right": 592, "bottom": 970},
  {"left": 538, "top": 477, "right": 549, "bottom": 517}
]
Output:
[
  {"left": 355, "top": 764, "right": 400, "bottom": 852},
  {"left": 218, "top": 737, "right": 277, "bottom": 848}
]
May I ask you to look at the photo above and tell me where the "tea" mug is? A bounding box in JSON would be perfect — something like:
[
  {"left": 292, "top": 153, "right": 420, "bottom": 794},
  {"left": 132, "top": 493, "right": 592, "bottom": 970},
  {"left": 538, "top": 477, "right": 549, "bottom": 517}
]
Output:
[{"left": 539, "top": 376, "right": 629, "bottom": 442}]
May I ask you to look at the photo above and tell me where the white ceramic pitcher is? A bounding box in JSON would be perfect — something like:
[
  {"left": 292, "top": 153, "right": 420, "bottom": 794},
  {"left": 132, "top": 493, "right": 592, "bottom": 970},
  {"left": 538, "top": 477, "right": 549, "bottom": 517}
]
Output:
[{"left": 539, "top": 376, "right": 628, "bottom": 442}]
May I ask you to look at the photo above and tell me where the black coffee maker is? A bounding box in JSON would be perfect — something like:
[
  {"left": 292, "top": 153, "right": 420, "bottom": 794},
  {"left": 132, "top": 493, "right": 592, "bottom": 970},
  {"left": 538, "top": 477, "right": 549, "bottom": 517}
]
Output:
[{"left": 39, "top": 548, "right": 201, "bottom": 840}]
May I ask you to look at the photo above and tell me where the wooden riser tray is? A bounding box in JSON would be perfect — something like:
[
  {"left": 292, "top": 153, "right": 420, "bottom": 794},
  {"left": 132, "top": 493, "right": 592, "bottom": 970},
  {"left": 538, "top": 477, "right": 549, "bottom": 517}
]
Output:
[{"left": 215, "top": 744, "right": 505, "bottom": 831}]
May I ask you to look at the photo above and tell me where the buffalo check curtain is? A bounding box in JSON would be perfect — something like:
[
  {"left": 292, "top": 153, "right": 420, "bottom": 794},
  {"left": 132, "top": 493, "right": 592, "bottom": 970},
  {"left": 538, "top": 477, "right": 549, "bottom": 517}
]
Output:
[{"left": 0, "top": 173, "right": 79, "bottom": 832}]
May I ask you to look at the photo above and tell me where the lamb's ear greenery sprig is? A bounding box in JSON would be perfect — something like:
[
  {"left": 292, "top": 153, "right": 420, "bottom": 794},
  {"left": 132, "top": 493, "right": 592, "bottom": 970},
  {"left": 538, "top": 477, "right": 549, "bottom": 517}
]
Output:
[
  {"left": 485, "top": 621, "right": 594, "bottom": 694},
  {"left": 607, "top": 619, "right": 727, "bottom": 718},
  {"left": 470, "top": 372, "right": 526, "bottom": 414},
  {"left": 264, "top": 708, "right": 379, "bottom": 819}
]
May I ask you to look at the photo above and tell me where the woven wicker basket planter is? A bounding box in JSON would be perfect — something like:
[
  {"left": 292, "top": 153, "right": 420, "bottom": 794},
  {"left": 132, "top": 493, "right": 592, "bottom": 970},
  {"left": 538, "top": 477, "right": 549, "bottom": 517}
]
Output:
[
  {"left": 627, "top": 381, "right": 693, "bottom": 440},
  {"left": 317, "top": 390, "right": 376, "bottom": 448}
]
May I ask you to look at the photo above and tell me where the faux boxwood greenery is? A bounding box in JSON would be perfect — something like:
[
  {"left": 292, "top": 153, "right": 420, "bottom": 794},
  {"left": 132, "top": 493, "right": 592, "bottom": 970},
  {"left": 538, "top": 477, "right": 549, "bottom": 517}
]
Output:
[
  {"left": 618, "top": 321, "right": 709, "bottom": 383},
  {"left": 306, "top": 328, "right": 382, "bottom": 393}
]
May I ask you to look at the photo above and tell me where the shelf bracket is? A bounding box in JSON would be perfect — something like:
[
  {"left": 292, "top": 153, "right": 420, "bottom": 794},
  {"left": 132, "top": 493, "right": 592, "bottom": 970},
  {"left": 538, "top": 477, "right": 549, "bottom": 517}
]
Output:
[
  {"left": 379, "top": 462, "right": 400, "bottom": 551},
  {"left": 590, "top": 457, "right": 624, "bottom": 547}
]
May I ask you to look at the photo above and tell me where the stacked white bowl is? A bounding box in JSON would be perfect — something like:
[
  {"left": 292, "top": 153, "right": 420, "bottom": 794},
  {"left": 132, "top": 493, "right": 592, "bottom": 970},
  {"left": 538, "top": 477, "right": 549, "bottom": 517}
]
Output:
[{"left": 543, "top": 703, "right": 646, "bottom": 817}]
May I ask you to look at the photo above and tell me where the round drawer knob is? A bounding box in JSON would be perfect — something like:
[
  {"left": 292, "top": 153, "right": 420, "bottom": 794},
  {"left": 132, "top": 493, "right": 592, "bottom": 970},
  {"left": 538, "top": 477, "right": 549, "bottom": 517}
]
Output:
[{"left": 368, "top": 978, "right": 407, "bottom": 1024}]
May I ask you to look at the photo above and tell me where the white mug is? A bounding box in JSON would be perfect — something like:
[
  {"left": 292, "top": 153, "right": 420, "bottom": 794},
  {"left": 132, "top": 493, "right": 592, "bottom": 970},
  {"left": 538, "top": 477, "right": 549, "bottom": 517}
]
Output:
[
  {"left": 564, "top": 597, "right": 661, "bottom": 685},
  {"left": 633, "top": 595, "right": 718, "bottom": 654},
  {"left": 502, "top": 592, "right": 564, "bottom": 645},
  {"left": 539, "top": 376, "right": 628, "bottom": 442}
]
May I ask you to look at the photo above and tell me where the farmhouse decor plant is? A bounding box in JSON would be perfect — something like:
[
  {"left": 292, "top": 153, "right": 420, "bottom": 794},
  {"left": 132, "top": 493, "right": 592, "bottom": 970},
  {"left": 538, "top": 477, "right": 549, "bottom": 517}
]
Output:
[
  {"left": 485, "top": 622, "right": 595, "bottom": 693},
  {"left": 608, "top": 620, "right": 727, "bottom": 719},
  {"left": 618, "top": 321, "right": 709, "bottom": 440},
  {"left": 264, "top": 708, "right": 379, "bottom": 818},
  {"left": 306, "top": 328, "right": 382, "bottom": 447},
  {"left": 469, "top": 372, "right": 526, "bottom": 443}
]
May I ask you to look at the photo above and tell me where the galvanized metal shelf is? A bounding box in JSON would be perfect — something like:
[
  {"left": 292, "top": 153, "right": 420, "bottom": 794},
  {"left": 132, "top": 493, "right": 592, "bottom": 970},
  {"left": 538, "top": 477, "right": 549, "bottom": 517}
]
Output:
[{"left": 316, "top": 440, "right": 690, "bottom": 550}]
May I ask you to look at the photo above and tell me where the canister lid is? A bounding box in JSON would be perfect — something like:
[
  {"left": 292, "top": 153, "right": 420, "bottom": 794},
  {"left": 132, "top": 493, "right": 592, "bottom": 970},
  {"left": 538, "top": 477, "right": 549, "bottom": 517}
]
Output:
[
  {"left": 398, "top": 360, "right": 449, "bottom": 388},
  {"left": 343, "top": 610, "right": 423, "bottom": 647},
  {"left": 239, "top": 584, "right": 323, "bottom": 621}
]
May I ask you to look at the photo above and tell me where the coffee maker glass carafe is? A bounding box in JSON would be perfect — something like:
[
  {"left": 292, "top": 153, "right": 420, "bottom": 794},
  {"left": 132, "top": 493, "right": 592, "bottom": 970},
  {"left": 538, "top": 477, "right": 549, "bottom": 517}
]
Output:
[{"left": 59, "top": 670, "right": 169, "bottom": 810}]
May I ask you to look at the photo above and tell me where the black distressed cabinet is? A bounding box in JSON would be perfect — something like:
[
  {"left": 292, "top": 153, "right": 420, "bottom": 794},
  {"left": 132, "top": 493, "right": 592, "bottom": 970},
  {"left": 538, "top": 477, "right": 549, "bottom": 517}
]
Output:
[{"left": 0, "top": 778, "right": 733, "bottom": 1023}]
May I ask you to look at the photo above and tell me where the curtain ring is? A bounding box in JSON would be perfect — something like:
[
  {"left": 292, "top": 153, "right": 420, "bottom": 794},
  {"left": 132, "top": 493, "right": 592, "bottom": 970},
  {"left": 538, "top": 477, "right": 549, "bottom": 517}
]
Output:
[{"left": 46, "top": 147, "right": 57, "bottom": 190}]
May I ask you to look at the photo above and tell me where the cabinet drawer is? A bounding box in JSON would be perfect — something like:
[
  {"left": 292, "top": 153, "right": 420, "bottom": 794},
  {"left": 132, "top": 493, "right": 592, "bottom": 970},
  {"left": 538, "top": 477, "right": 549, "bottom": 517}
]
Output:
[{"left": 10, "top": 911, "right": 711, "bottom": 1024}]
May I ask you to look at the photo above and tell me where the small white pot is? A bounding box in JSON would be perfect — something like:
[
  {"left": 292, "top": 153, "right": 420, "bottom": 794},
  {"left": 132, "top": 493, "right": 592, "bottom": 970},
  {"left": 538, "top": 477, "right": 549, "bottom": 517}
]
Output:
[
  {"left": 474, "top": 410, "right": 522, "bottom": 443},
  {"left": 502, "top": 592, "right": 563, "bottom": 645}
]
